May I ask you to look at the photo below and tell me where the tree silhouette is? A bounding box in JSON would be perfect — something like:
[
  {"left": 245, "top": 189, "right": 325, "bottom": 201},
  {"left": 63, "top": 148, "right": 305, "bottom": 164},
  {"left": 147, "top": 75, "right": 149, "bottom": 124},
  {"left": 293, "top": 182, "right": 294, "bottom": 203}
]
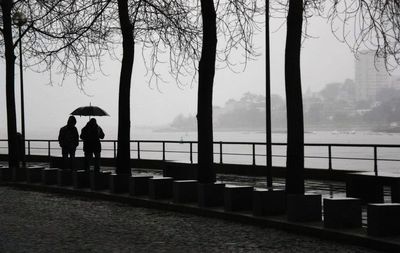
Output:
[
  {"left": 197, "top": 0, "right": 263, "bottom": 183},
  {"left": 1, "top": 0, "right": 115, "bottom": 169},
  {"left": 1, "top": 0, "right": 200, "bottom": 174},
  {"left": 197, "top": 0, "right": 217, "bottom": 183},
  {"left": 280, "top": 0, "right": 400, "bottom": 194},
  {"left": 2, "top": 0, "right": 263, "bottom": 180},
  {"left": 1, "top": 0, "right": 19, "bottom": 169},
  {"left": 284, "top": 0, "right": 304, "bottom": 194}
]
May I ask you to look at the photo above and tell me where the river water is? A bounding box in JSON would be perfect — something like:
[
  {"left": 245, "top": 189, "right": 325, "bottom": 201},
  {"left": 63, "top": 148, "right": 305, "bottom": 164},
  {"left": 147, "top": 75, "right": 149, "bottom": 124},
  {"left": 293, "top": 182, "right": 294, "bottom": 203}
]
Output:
[{"left": 1, "top": 129, "right": 400, "bottom": 174}]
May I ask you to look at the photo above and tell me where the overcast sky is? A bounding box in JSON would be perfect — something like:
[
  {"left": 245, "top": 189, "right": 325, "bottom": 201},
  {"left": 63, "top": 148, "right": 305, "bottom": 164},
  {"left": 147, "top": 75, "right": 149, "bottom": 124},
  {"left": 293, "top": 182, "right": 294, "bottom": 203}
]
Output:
[{"left": 0, "top": 16, "right": 362, "bottom": 139}]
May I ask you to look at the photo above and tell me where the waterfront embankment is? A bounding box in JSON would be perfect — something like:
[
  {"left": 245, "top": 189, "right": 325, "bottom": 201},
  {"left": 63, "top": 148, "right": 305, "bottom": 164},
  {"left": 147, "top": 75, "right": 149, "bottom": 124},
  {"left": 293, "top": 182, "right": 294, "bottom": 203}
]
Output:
[{"left": 0, "top": 186, "right": 380, "bottom": 253}]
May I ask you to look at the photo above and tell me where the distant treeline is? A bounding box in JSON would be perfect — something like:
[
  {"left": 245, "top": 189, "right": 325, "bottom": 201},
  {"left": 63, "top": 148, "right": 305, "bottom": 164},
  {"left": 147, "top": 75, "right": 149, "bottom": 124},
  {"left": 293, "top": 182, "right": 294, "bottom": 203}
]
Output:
[{"left": 169, "top": 92, "right": 286, "bottom": 131}]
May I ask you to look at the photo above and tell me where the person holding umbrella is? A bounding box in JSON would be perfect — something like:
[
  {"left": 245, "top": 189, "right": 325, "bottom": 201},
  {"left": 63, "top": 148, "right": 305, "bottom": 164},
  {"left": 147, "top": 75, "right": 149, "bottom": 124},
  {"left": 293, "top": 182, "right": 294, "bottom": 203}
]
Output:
[
  {"left": 58, "top": 116, "right": 79, "bottom": 170},
  {"left": 80, "top": 118, "right": 105, "bottom": 173}
]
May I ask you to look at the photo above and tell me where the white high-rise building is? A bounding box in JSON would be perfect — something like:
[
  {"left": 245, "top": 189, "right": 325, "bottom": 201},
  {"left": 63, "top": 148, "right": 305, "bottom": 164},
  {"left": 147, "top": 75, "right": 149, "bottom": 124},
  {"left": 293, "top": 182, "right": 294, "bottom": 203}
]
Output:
[{"left": 354, "top": 50, "right": 390, "bottom": 101}]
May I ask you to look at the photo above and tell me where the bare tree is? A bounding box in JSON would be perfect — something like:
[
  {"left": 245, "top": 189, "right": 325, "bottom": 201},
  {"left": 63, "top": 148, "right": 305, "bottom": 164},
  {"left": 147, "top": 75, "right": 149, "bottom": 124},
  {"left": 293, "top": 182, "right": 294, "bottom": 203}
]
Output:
[
  {"left": 325, "top": 0, "right": 400, "bottom": 70},
  {"left": 270, "top": 0, "right": 400, "bottom": 194},
  {"left": 1, "top": 0, "right": 202, "bottom": 174},
  {"left": 0, "top": 0, "right": 114, "bottom": 170},
  {"left": 197, "top": 0, "right": 217, "bottom": 183},
  {"left": 1, "top": 0, "right": 19, "bottom": 169},
  {"left": 2, "top": 0, "right": 263, "bottom": 181},
  {"left": 285, "top": 0, "right": 304, "bottom": 194},
  {"left": 197, "top": 0, "right": 264, "bottom": 183}
]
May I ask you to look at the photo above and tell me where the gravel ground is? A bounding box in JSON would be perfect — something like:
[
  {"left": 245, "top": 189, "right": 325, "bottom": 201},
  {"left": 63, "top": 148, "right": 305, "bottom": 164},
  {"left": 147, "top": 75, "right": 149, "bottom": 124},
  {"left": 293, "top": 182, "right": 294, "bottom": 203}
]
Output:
[{"left": 0, "top": 186, "right": 380, "bottom": 253}]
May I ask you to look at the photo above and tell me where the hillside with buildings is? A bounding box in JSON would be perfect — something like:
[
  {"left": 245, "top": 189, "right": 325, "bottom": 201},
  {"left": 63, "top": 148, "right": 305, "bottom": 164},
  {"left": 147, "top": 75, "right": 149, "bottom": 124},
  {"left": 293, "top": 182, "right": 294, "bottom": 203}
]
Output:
[
  {"left": 304, "top": 50, "right": 400, "bottom": 131},
  {"left": 167, "top": 51, "right": 400, "bottom": 132}
]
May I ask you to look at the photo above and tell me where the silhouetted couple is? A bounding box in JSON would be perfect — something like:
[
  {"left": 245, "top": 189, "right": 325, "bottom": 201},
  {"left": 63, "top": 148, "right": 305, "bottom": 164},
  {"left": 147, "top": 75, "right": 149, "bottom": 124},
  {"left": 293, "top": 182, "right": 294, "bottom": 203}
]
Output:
[{"left": 58, "top": 116, "right": 104, "bottom": 172}]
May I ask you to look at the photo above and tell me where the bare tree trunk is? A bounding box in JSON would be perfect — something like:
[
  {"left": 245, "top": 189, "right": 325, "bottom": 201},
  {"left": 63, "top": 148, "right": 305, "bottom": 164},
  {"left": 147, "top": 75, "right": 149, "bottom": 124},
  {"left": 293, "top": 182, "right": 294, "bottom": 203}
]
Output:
[
  {"left": 197, "top": 0, "right": 217, "bottom": 183},
  {"left": 284, "top": 0, "right": 304, "bottom": 194},
  {"left": 2, "top": 0, "right": 19, "bottom": 169},
  {"left": 116, "top": 0, "right": 134, "bottom": 175}
]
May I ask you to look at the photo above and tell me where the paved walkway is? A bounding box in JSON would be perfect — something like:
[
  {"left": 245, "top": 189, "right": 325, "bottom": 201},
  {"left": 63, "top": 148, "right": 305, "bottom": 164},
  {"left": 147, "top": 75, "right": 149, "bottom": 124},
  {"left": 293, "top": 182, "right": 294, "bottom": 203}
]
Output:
[{"left": 0, "top": 186, "right": 380, "bottom": 253}]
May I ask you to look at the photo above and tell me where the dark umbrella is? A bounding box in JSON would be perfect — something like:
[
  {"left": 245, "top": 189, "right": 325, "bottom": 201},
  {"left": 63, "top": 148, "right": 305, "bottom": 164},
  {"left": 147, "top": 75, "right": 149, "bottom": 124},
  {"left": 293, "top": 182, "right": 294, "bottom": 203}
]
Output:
[{"left": 71, "top": 105, "right": 109, "bottom": 117}]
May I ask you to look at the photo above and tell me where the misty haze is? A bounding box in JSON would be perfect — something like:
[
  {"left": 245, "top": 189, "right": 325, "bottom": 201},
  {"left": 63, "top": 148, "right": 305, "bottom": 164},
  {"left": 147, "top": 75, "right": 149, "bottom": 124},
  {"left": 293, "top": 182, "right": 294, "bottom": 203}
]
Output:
[
  {"left": 1, "top": 1, "right": 400, "bottom": 252},
  {"left": 1, "top": 15, "right": 366, "bottom": 140}
]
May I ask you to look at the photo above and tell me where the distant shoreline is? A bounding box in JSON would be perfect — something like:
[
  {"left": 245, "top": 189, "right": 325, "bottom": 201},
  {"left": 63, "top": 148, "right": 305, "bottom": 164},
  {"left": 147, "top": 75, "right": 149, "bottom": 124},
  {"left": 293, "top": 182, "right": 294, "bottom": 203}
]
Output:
[{"left": 152, "top": 127, "right": 371, "bottom": 134}]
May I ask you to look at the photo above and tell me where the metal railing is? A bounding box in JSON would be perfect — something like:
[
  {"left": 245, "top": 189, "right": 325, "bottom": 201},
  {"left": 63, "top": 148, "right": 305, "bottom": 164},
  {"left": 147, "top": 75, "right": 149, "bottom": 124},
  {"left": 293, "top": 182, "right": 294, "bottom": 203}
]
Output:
[{"left": 1, "top": 139, "right": 400, "bottom": 174}]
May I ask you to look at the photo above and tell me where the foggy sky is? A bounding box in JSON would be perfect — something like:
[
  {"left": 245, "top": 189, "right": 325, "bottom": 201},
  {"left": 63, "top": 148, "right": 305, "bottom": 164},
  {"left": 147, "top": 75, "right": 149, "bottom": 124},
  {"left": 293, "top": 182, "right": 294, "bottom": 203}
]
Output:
[{"left": 0, "top": 16, "right": 358, "bottom": 139}]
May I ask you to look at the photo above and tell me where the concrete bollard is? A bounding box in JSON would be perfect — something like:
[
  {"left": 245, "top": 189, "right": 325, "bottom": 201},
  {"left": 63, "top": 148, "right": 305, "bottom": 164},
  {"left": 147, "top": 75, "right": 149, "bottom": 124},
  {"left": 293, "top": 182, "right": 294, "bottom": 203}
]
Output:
[
  {"left": 57, "top": 169, "right": 73, "bottom": 186},
  {"left": 41, "top": 168, "right": 59, "bottom": 185},
  {"left": 287, "top": 193, "right": 322, "bottom": 222},
  {"left": 0, "top": 166, "right": 13, "bottom": 182},
  {"left": 148, "top": 177, "right": 174, "bottom": 199},
  {"left": 253, "top": 188, "right": 286, "bottom": 216},
  {"left": 12, "top": 167, "right": 27, "bottom": 182},
  {"left": 390, "top": 180, "right": 400, "bottom": 203},
  {"left": 73, "top": 170, "right": 89, "bottom": 189},
  {"left": 129, "top": 175, "right": 153, "bottom": 196},
  {"left": 346, "top": 174, "right": 384, "bottom": 203},
  {"left": 224, "top": 185, "right": 253, "bottom": 212},
  {"left": 173, "top": 180, "right": 198, "bottom": 203},
  {"left": 90, "top": 171, "right": 111, "bottom": 190},
  {"left": 323, "top": 197, "right": 362, "bottom": 229},
  {"left": 26, "top": 166, "right": 45, "bottom": 183},
  {"left": 198, "top": 182, "right": 225, "bottom": 208},
  {"left": 367, "top": 203, "right": 400, "bottom": 236},
  {"left": 109, "top": 173, "right": 130, "bottom": 194}
]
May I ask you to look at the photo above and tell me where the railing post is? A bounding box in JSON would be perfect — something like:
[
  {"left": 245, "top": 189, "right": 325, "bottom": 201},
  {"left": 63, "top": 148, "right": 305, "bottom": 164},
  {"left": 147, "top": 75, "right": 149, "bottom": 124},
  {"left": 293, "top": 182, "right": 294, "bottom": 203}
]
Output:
[
  {"left": 27, "top": 140, "right": 30, "bottom": 156},
  {"left": 374, "top": 146, "right": 378, "bottom": 176},
  {"left": 113, "top": 141, "right": 117, "bottom": 158},
  {"left": 190, "top": 142, "right": 193, "bottom": 164},
  {"left": 48, "top": 141, "right": 51, "bottom": 162},
  {"left": 252, "top": 143, "right": 256, "bottom": 166},
  {"left": 328, "top": 145, "right": 332, "bottom": 171},
  {"left": 162, "top": 141, "right": 165, "bottom": 161},
  {"left": 137, "top": 141, "right": 141, "bottom": 160},
  {"left": 219, "top": 141, "right": 223, "bottom": 164}
]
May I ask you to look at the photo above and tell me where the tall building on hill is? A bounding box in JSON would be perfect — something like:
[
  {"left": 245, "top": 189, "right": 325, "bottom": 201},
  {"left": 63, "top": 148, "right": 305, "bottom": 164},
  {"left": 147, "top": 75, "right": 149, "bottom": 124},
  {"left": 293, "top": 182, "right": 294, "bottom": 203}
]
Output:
[{"left": 355, "top": 50, "right": 390, "bottom": 101}]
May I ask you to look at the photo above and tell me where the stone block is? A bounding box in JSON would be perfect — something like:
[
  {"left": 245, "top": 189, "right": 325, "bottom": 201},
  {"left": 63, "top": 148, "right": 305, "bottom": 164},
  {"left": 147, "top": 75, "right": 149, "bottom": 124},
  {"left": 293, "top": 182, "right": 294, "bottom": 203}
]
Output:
[
  {"left": 390, "top": 180, "right": 400, "bottom": 203},
  {"left": 287, "top": 193, "right": 322, "bottom": 222},
  {"left": 253, "top": 188, "right": 286, "bottom": 216},
  {"left": 26, "top": 166, "right": 45, "bottom": 183},
  {"left": 129, "top": 175, "right": 153, "bottom": 196},
  {"left": 41, "top": 168, "right": 58, "bottom": 185},
  {"left": 73, "top": 170, "right": 89, "bottom": 189},
  {"left": 173, "top": 180, "right": 198, "bottom": 203},
  {"left": 346, "top": 174, "right": 384, "bottom": 203},
  {"left": 57, "top": 169, "right": 73, "bottom": 186},
  {"left": 198, "top": 183, "right": 225, "bottom": 208},
  {"left": 0, "top": 167, "right": 12, "bottom": 182},
  {"left": 148, "top": 177, "right": 173, "bottom": 199},
  {"left": 224, "top": 185, "right": 253, "bottom": 211},
  {"left": 323, "top": 197, "right": 362, "bottom": 229},
  {"left": 164, "top": 162, "right": 198, "bottom": 180},
  {"left": 12, "top": 167, "right": 26, "bottom": 181},
  {"left": 367, "top": 203, "right": 400, "bottom": 236},
  {"left": 109, "top": 174, "right": 130, "bottom": 194},
  {"left": 90, "top": 171, "right": 111, "bottom": 190}
]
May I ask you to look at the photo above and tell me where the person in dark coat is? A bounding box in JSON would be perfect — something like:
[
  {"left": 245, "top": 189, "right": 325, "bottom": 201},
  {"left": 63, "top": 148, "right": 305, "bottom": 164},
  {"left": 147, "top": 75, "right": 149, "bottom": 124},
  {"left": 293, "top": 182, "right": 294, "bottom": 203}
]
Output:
[
  {"left": 80, "top": 118, "right": 105, "bottom": 172},
  {"left": 58, "top": 116, "right": 79, "bottom": 170}
]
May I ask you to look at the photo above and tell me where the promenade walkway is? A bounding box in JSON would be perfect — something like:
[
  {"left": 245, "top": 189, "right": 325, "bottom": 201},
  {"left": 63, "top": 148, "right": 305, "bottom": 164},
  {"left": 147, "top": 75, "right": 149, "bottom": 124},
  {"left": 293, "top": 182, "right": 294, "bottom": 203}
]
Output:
[
  {"left": 0, "top": 186, "right": 379, "bottom": 253},
  {"left": 0, "top": 161, "right": 398, "bottom": 252}
]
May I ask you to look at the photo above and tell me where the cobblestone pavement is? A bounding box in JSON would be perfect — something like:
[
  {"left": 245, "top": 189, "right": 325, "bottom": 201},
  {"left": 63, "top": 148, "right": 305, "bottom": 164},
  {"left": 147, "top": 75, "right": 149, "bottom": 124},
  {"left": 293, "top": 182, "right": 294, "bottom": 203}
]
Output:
[{"left": 0, "top": 187, "right": 380, "bottom": 253}]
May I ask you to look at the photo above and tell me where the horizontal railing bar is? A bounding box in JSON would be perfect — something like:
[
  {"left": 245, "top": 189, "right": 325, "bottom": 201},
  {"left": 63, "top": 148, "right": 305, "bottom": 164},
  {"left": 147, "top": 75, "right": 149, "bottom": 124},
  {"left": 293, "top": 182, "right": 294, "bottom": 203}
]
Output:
[
  {"left": 4, "top": 138, "right": 400, "bottom": 148},
  {"left": 4, "top": 140, "right": 400, "bottom": 172},
  {"left": 17, "top": 148, "right": 400, "bottom": 163}
]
